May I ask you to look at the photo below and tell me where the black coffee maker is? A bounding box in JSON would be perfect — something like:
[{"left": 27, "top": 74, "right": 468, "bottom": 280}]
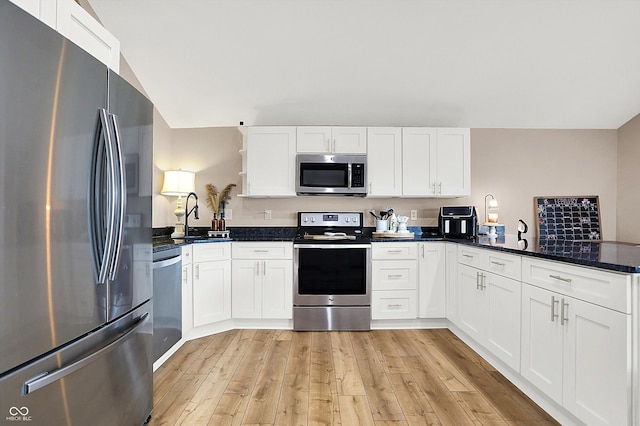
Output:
[{"left": 438, "top": 206, "right": 478, "bottom": 238}]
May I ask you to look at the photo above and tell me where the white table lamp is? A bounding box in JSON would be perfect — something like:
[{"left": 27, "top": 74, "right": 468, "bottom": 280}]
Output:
[{"left": 161, "top": 170, "right": 195, "bottom": 238}]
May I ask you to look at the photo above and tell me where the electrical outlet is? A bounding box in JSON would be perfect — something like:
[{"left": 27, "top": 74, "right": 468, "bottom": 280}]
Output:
[
  {"left": 225, "top": 209, "right": 232, "bottom": 220},
  {"left": 264, "top": 209, "right": 272, "bottom": 220},
  {"left": 410, "top": 210, "right": 418, "bottom": 220}
]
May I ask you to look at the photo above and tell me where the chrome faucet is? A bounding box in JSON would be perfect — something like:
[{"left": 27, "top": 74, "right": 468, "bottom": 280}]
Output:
[{"left": 184, "top": 192, "right": 199, "bottom": 238}]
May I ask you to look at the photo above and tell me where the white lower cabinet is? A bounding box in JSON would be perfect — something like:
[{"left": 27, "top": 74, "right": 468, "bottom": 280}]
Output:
[
  {"left": 181, "top": 245, "right": 193, "bottom": 334},
  {"left": 372, "top": 243, "right": 418, "bottom": 319},
  {"left": 458, "top": 264, "right": 521, "bottom": 371},
  {"left": 231, "top": 242, "right": 293, "bottom": 319},
  {"left": 521, "top": 283, "right": 630, "bottom": 426},
  {"left": 192, "top": 243, "right": 231, "bottom": 327},
  {"left": 418, "top": 242, "right": 445, "bottom": 318},
  {"left": 445, "top": 243, "right": 459, "bottom": 324}
]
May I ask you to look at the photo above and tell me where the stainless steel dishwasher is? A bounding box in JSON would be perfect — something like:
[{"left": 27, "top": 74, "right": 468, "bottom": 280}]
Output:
[{"left": 152, "top": 247, "right": 182, "bottom": 362}]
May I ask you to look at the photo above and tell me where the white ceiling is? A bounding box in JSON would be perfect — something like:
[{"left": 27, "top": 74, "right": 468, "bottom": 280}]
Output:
[{"left": 88, "top": 0, "right": 640, "bottom": 130}]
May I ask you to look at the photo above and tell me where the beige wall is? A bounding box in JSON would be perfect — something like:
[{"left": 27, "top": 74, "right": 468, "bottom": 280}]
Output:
[
  {"left": 617, "top": 113, "right": 640, "bottom": 243},
  {"left": 155, "top": 127, "right": 619, "bottom": 240}
]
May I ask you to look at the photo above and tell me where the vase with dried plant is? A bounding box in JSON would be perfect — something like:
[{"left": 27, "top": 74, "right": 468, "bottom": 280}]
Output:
[{"left": 205, "top": 183, "right": 236, "bottom": 231}]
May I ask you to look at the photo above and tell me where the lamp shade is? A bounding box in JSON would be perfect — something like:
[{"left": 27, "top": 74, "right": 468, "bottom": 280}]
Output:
[{"left": 161, "top": 170, "right": 195, "bottom": 196}]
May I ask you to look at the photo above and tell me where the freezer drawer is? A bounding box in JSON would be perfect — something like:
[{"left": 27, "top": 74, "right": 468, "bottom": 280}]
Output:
[{"left": 0, "top": 303, "right": 153, "bottom": 426}]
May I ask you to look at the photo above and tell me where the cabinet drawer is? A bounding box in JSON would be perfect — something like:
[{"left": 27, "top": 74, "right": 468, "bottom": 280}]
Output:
[
  {"left": 372, "top": 290, "right": 417, "bottom": 319},
  {"left": 232, "top": 242, "right": 293, "bottom": 259},
  {"left": 181, "top": 245, "right": 193, "bottom": 266},
  {"left": 457, "top": 246, "right": 486, "bottom": 268},
  {"left": 486, "top": 251, "right": 521, "bottom": 281},
  {"left": 372, "top": 243, "right": 417, "bottom": 260},
  {"left": 522, "top": 258, "right": 630, "bottom": 313},
  {"left": 373, "top": 260, "right": 417, "bottom": 290},
  {"left": 193, "top": 242, "right": 231, "bottom": 263}
]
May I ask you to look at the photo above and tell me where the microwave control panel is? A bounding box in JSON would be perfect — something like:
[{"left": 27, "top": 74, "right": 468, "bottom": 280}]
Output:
[{"left": 352, "top": 163, "right": 365, "bottom": 187}]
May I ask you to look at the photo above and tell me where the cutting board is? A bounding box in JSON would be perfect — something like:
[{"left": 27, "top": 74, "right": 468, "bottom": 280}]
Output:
[{"left": 372, "top": 232, "right": 415, "bottom": 239}]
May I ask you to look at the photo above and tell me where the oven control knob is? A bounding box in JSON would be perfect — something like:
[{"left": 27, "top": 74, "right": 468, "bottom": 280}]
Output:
[
  {"left": 310, "top": 217, "right": 316, "bottom": 223},
  {"left": 303, "top": 217, "right": 308, "bottom": 223},
  {"left": 345, "top": 217, "right": 350, "bottom": 223}
]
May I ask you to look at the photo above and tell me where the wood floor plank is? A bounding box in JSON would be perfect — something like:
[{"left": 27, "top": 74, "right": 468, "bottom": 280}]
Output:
[
  {"left": 309, "top": 332, "right": 340, "bottom": 425},
  {"left": 243, "top": 338, "right": 291, "bottom": 424},
  {"left": 175, "top": 355, "right": 243, "bottom": 425},
  {"left": 402, "top": 355, "right": 475, "bottom": 426},
  {"left": 207, "top": 393, "right": 250, "bottom": 426},
  {"left": 338, "top": 395, "right": 375, "bottom": 426},
  {"left": 331, "top": 332, "right": 366, "bottom": 396},
  {"left": 369, "top": 330, "right": 410, "bottom": 375},
  {"left": 407, "top": 329, "right": 477, "bottom": 392},
  {"left": 351, "top": 332, "right": 405, "bottom": 422},
  {"left": 453, "top": 391, "right": 507, "bottom": 424},
  {"left": 225, "top": 329, "right": 275, "bottom": 394},
  {"left": 387, "top": 373, "right": 437, "bottom": 420},
  {"left": 275, "top": 332, "right": 312, "bottom": 425},
  {"left": 185, "top": 329, "right": 238, "bottom": 374},
  {"left": 148, "top": 372, "right": 207, "bottom": 426}
]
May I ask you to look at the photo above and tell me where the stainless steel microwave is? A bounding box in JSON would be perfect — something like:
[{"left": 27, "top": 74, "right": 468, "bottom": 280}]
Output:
[{"left": 296, "top": 154, "right": 367, "bottom": 196}]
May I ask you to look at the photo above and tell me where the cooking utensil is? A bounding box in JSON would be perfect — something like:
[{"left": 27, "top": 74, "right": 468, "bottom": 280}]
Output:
[{"left": 370, "top": 211, "right": 379, "bottom": 220}]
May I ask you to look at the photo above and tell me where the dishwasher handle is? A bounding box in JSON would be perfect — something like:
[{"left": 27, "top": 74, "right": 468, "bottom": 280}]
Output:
[{"left": 153, "top": 255, "right": 181, "bottom": 269}]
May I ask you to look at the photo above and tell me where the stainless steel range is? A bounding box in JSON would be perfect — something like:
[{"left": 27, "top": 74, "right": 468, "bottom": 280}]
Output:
[{"left": 293, "top": 212, "right": 372, "bottom": 331}]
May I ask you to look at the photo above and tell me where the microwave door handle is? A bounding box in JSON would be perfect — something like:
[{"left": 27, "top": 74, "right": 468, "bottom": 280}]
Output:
[{"left": 347, "top": 163, "right": 352, "bottom": 189}]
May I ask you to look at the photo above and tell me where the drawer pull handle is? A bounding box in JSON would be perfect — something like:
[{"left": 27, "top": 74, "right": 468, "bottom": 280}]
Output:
[
  {"left": 388, "top": 274, "right": 403, "bottom": 279},
  {"left": 253, "top": 249, "right": 269, "bottom": 253},
  {"left": 387, "top": 250, "right": 403, "bottom": 254},
  {"left": 463, "top": 254, "right": 474, "bottom": 258},
  {"left": 387, "top": 304, "right": 403, "bottom": 309},
  {"left": 491, "top": 261, "right": 505, "bottom": 266},
  {"left": 549, "top": 274, "right": 572, "bottom": 283}
]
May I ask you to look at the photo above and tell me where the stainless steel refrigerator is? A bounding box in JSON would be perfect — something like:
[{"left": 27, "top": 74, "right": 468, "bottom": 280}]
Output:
[{"left": 0, "top": 2, "right": 153, "bottom": 425}]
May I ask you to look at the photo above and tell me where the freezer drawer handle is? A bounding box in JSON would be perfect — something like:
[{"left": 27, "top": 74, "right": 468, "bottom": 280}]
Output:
[{"left": 22, "top": 313, "right": 150, "bottom": 395}]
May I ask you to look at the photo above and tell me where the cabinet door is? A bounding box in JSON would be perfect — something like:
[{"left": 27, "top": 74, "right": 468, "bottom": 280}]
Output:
[
  {"left": 418, "top": 243, "right": 445, "bottom": 318},
  {"left": 332, "top": 127, "right": 367, "bottom": 154},
  {"left": 435, "top": 128, "right": 470, "bottom": 196},
  {"left": 367, "top": 127, "right": 402, "bottom": 197},
  {"left": 445, "top": 243, "right": 459, "bottom": 324},
  {"left": 521, "top": 284, "right": 563, "bottom": 402},
  {"left": 296, "top": 127, "right": 331, "bottom": 153},
  {"left": 402, "top": 127, "right": 436, "bottom": 197},
  {"left": 8, "top": 0, "right": 56, "bottom": 28},
  {"left": 485, "top": 273, "right": 521, "bottom": 371},
  {"left": 457, "top": 264, "right": 485, "bottom": 342},
  {"left": 262, "top": 259, "right": 293, "bottom": 319},
  {"left": 231, "top": 260, "right": 262, "bottom": 318},
  {"left": 246, "top": 127, "right": 296, "bottom": 197},
  {"left": 182, "top": 263, "right": 193, "bottom": 333},
  {"left": 193, "top": 260, "right": 231, "bottom": 326},
  {"left": 56, "top": 0, "right": 120, "bottom": 71},
  {"left": 563, "top": 297, "right": 629, "bottom": 426}
]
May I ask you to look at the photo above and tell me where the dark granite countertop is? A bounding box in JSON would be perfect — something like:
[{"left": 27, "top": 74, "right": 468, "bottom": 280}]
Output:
[
  {"left": 153, "top": 226, "right": 640, "bottom": 273},
  {"left": 455, "top": 235, "right": 640, "bottom": 273}
]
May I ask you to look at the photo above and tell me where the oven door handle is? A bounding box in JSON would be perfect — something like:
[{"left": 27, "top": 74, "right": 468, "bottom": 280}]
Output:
[{"left": 294, "top": 243, "right": 371, "bottom": 249}]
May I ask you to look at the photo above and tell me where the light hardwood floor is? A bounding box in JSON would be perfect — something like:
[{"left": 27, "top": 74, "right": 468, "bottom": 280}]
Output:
[{"left": 149, "top": 328, "right": 558, "bottom": 425}]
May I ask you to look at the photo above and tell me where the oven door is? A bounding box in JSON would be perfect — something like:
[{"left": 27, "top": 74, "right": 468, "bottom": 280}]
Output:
[{"left": 294, "top": 243, "right": 371, "bottom": 306}]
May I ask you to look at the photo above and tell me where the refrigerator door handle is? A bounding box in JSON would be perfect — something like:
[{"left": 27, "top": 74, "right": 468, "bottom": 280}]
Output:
[
  {"left": 22, "top": 312, "right": 150, "bottom": 395},
  {"left": 107, "top": 113, "right": 127, "bottom": 280},
  {"left": 89, "top": 108, "right": 117, "bottom": 284}
]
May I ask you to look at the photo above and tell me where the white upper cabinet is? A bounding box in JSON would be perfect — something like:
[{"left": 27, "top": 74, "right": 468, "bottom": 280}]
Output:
[
  {"left": 239, "top": 127, "right": 297, "bottom": 197},
  {"left": 402, "top": 127, "right": 436, "bottom": 197},
  {"left": 297, "top": 126, "right": 367, "bottom": 154},
  {"left": 435, "top": 128, "right": 470, "bottom": 197},
  {"left": 8, "top": 0, "right": 56, "bottom": 28},
  {"left": 56, "top": 0, "right": 120, "bottom": 72},
  {"left": 9, "top": 0, "right": 120, "bottom": 71},
  {"left": 402, "top": 127, "right": 470, "bottom": 197},
  {"left": 367, "top": 127, "right": 402, "bottom": 197}
]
